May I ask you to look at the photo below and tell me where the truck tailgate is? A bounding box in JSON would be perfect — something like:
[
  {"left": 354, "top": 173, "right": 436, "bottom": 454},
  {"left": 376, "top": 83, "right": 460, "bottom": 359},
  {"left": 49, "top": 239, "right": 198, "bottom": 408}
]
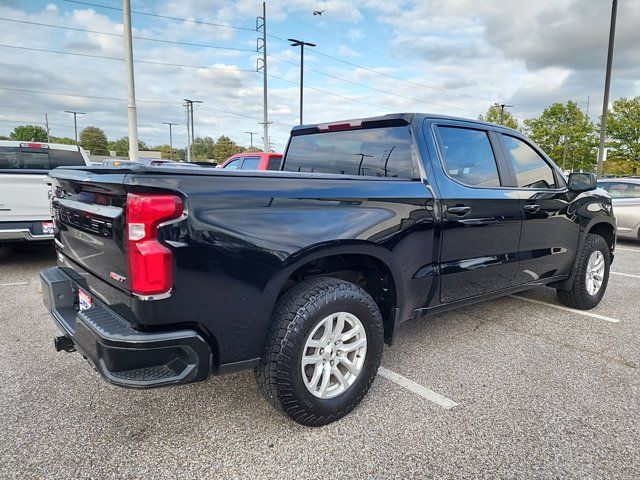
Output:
[
  {"left": 51, "top": 170, "right": 131, "bottom": 291},
  {"left": 0, "top": 173, "right": 50, "bottom": 222}
]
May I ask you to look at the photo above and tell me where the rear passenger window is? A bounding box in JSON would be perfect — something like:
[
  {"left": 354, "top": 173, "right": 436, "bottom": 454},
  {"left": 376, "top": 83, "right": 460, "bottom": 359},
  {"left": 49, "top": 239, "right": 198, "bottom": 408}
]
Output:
[
  {"left": 437, "top": 126, "right": 501, "bottom": 187},
  {"left": 606, "top": 182, "right": 640, "bottom": 198},
  {"left": 241, "top": 157, "right": 260, "bottom": 170},
  {"left": 501, "top": 135, "right": 556, "bottom": 189}
]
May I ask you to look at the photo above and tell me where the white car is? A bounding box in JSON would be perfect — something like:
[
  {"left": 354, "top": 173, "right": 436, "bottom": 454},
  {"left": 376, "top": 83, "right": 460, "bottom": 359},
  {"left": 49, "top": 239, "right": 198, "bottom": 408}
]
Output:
[{"left": 0, "top": 141, "right": 91, "bottom": 243}]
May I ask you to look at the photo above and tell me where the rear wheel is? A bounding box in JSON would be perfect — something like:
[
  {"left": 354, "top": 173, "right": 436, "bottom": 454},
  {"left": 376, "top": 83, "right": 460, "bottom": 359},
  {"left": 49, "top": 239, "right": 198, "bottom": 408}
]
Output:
[
  {"left": 557, "top": 233, "right": 610, "bottom": 310},
  {"left": 254, "top": 277, "right": 384, "bottom": 426}
]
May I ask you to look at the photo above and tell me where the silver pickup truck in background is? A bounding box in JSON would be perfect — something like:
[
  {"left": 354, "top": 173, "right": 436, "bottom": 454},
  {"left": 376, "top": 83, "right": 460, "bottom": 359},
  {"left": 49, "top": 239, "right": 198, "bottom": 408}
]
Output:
[{"left": 0, "top": 141, "right": 91, "bottom": 243}]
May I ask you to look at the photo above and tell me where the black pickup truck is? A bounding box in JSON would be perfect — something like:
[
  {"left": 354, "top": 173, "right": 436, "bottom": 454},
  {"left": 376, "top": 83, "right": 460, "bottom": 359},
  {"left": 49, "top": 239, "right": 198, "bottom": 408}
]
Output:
[{"left": 40, "top": 113, "right": 615, "bottom": 426}]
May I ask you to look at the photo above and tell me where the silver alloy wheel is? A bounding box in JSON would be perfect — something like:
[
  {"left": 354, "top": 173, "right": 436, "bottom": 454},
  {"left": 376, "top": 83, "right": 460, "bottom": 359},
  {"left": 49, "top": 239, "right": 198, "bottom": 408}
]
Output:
[
  {"left": 586, "top": 250, "right": 605, "bottom": 296},
  {"left": 301, "top": 312, "right": 367, "bottom": 399}
]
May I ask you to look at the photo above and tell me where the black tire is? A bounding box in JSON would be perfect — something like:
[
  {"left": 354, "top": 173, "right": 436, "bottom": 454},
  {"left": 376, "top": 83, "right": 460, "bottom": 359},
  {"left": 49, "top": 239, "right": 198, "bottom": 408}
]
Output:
[
  {"left": 557, "top": 233, "right": 611, "bottom": 310},
  {"left": 254, "top": 276, "right": 384, "bottom": 427}
]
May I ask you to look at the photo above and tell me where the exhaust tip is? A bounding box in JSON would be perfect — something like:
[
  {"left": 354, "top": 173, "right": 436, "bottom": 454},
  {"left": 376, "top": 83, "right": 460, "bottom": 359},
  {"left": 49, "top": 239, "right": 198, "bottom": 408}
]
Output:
[{"left": 54, "top": 335, "right": 75, "bottom": 352}]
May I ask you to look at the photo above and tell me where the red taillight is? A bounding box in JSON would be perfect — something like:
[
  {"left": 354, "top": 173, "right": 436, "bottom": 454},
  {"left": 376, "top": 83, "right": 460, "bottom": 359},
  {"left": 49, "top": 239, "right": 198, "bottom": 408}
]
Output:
[{"left": 126, "top": 193, "right": 183, "bottom": 297}]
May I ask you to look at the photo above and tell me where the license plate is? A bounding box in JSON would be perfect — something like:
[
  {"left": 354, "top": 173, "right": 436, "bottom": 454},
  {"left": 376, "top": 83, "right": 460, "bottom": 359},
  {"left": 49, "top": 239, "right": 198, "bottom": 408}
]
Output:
[
  {"left": 42, "top": 221, "right": 54, "bottom": 235},
  {"left": 78, "top": 288, "right": 93, "bottom": 311}
]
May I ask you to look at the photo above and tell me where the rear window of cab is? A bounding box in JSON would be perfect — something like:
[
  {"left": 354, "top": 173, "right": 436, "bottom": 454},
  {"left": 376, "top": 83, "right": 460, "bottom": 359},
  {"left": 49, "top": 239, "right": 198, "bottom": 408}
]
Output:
[{"left": 0, "top": 147, "right": 86, "bottom": 170}]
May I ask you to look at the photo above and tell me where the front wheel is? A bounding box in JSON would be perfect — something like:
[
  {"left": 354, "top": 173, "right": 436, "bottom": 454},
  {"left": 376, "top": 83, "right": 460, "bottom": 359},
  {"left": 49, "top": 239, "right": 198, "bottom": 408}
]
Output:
[
  {"left": 254, "top": 277, "right": 384, "bottom": 426},
  {"left": 557, "top": 233, "right": 611, "bottom": 310}
]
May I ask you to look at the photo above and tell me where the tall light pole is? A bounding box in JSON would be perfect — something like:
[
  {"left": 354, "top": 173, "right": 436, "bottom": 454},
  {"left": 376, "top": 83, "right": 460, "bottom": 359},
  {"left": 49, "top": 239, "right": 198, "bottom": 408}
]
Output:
[
  {"left": 245, "top": 131, "right": 258, "bottom": 149},
  {"left": 256, "top": 2, "right": 270, "bottom": 151},
  {"left": 183, "top": 99, "right": 202, "bottom": 162},
  {"left": 288, "top": 38, "right": 316, "bottom": 125},
  {"left": 162, "top": 122, "right": 178, "bottom": 160},
  {"left": 596, "top": 0, "right": 618, "bottom": 178},
  {"left": 123, "top": 0, "right": 139, "bottom": 161},
  {"left": 64, "top": 110, "right": 85, "bottom": 145},
  {"left": 498, "top": 103, "right": 513, "bottom": 125}
]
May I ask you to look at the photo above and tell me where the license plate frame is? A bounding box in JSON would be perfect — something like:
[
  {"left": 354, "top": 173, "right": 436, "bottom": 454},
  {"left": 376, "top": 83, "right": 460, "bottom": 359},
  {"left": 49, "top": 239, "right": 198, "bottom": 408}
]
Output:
[
  {"left": 78, "top": 288, "right": 93, "bottom": 311},
  {"left": 42, "top": 221, "right": 54, "bottom": 235}
]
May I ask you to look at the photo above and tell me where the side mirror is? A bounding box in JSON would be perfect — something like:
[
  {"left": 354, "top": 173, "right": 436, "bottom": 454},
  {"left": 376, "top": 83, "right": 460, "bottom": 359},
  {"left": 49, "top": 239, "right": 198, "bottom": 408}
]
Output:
[{"left": 568, "top": 172, "right": 597, "bottom": 193}]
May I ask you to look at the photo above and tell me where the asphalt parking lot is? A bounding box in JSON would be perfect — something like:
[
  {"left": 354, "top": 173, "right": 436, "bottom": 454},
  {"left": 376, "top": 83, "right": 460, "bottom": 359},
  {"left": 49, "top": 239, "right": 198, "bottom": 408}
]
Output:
[{"left": 1, "top": 242, "right": 638, "bottom": 479}]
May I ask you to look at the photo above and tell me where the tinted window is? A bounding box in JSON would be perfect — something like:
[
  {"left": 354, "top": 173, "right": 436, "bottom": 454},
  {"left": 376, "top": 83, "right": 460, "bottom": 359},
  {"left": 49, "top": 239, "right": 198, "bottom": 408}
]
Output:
[
  {"left": 283, "top": 126, "right": 416, "bottom": 179},
  {"left": 0, "top": 147, "right": 49, "bottom": 170},
  {"left": 0, "top": 147, "right": 21, "bottom": 169},
  {"left": 241, "top": 157, "right": 261, "bottom": 170},
  {"left": 606, "top": 182, "right": 640, "bottom": 198},
  {"left": 502, "top": 135, "right": 556, "bottom": 189},
  {"left": 437, "top": 126, "right": 500, "bottom": 187},
  {"left": 50, "top": 149, "right": 85, "bottom": 168},
  {"left": 223, "top": 159, "right": 242, "bottom": 170},
  {"left": 266, "top": 156, "right": 282, "bottom": 170}
]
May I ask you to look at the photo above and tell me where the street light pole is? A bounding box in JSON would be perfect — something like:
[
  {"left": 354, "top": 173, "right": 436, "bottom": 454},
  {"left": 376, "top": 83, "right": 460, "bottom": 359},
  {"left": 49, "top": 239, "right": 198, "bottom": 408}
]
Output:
[
  {"left": 245, "top": 131, "right": 258, "bottom": 148},
  {"left": 288, "top": 38, "right": 316, "bottom": 125},
  {"left": 162, "top": 122, "right": 178, "bottom": 160},
  {"left": 183, "top": 99, "right": 202, "bottom": 162},
  {"left": 123, "top": 0, "right": 139, "bottom": 161},
  {"left": 498, "top": 103, "right": 513, "bottom": 125},
  {"left": 64, "top": 110, "right": 85, "bottom": 145},
  {"left": 596, "top": 0, "right": 618, "bottom": 179}
]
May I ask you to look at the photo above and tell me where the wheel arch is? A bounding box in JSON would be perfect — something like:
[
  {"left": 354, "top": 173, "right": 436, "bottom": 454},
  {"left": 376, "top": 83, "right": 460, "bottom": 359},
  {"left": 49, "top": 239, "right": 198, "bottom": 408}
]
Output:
[{"left": 263, "top": 242, "right": 405, "bottom": 345}]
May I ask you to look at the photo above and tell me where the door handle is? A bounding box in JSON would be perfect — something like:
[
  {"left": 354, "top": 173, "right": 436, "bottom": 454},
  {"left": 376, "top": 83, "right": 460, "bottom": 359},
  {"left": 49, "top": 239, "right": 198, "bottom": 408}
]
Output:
[
  {"left": 523, "top": 204, "right": 541, "bottom": 213},
  {"left": 447, "top": 205, "right": 471, "bottom": 216}
]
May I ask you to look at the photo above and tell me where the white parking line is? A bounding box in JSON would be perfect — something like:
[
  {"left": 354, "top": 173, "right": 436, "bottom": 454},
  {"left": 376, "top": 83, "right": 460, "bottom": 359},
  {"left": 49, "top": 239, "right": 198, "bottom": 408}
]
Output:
[
  {"left": 611, "top": 271, "right": 640, "bottom": 279},
  {"left": 378, "top": 366, "right": 458, "bottom": 409},
  {"left": 508, "top": 295, "right": 620, "bottom": 323},
  {"left": 0, "top": 281, "right": 29, "bottom": 286},
  {"left": 616, "top": 247, "right": 640, "bottom": 253}
]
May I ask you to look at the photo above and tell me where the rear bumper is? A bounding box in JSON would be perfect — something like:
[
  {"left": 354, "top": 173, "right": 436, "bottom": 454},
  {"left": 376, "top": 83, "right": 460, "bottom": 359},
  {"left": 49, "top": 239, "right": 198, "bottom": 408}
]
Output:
[
  {"left": 0, "top": 221, "right": 53, "bottom": 242},
  {"left": 39, "top": 266, "right": 212, "bottom": 388}
]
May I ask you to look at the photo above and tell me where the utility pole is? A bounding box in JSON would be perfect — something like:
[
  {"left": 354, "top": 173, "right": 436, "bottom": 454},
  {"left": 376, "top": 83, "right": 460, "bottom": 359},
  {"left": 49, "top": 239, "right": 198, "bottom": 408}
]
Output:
[
  {"left": 288, "top": 38, "right": 316, "bottom": 125},
  {"left": 596, "top": 0, "right": 617, "bottom": 178},
  {"left": 44, "top": 114, "right": 50, "bottom": 142},
  {"left": 498, "top": 103, "right": 513, "bottom": 125},
  {"left": 123, "top": 0, "right": 139, "bottom": 161},
  {"left": 184, "top": 103, "right": 191, "bottom": 162},
  {"left": 245, "top": 131, "right": 258, "bottom": 148},
  {"left": 64, "top": 110, "right": 85, "bottom": 145},
  {"left": 162, "top": 122, "right": 178, "bottom": 161},
  {"left": 257, "top": 2, "right": 270, "bottom": 151},
  {"left": 586, "top": 95, "right": 590, "bottom": 118},
  {"left": 183, "top": 99, "right": 202, "bottom": 162}
]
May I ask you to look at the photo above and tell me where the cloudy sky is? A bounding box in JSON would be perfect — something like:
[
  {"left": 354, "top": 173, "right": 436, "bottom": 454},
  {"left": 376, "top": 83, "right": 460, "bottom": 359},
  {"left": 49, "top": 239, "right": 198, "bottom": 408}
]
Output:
[{"left": 0, "top": 0, "right": 638, "bottom": 151}]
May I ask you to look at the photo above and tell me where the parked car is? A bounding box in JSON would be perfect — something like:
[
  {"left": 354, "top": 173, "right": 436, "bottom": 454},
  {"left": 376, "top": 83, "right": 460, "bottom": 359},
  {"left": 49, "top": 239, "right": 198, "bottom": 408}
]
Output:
[
  {"left": 0, "top": 141, "right": 91, "bottom": 242},
  {"left": 218, "top": 152, "right": 282, "bottom": 170},
  {"left": 597, "top": 177, "right": 640, "bottom": 240},
  {"left": 40, "top": 113, "right": 615, "bottom": 426}
]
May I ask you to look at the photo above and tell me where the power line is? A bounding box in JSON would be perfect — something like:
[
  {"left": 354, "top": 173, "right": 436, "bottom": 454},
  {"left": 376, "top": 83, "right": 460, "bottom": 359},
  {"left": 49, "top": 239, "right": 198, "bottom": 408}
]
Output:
[
  {"left": 267, "top": 54, "right": 478, "bottom": 114},
  {"left": 0, "top": 17, "right": 256, "bottom": 52},
  {"left": 0, "top": 44, "right": 257, "bottom": 73},
  {"left": 63, "top": 0, "right": 256, "bottom": 32},
  {"left": 267, "top": 32, "right": 497, "bottom": 104},
  {"left": 0, "top": 86, "right": 292, "bottom": 128}
]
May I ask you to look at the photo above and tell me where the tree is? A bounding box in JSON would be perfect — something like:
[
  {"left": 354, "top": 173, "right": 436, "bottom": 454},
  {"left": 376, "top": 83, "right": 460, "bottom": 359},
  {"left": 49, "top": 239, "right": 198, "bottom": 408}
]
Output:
[
  {"left": 79, "top": 126, "right": 109, "bottom": 155},
  {"left": 523, "top": 101, "right": 597, "bottom": 172},
  {"left": 478, "top": 104, "right": 519, "bottom": 130},
  {"left": 10, "top": 125, "right": 48, "bottom": 142},
  {"left": 212, "top": 135, "right": 244, "bottom": 163},
  {"left": 107, "top": 137, "right": 149, "bottom": 156},
  {"left": 192, "top": 136, "right": 216, "bottom": 160},
  {"left": 154, "top": 144, "right": 186, "bottom": 161},
  {"left": 605, "top": 96, "right": 640, "bottom": 175},
  {"left": 49, "top": 136, "right": 76, "bottom": 145}
]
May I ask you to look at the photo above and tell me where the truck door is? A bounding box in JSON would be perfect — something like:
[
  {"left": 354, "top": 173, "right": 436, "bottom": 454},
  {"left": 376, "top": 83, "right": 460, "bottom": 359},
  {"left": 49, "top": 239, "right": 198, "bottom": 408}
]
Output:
[
  {"left": 428, "top": 121, "right": 522, "bottom": 303},
  {"left": 496, "top": 132, "right": 579, "bottom": 282}
]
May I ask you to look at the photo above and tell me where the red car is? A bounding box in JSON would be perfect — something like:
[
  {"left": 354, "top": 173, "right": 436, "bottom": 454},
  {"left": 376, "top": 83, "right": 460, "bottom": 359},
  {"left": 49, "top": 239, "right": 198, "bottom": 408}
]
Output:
[{"left": 218, "top": 152, "right": 282, "bottom": 171}]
